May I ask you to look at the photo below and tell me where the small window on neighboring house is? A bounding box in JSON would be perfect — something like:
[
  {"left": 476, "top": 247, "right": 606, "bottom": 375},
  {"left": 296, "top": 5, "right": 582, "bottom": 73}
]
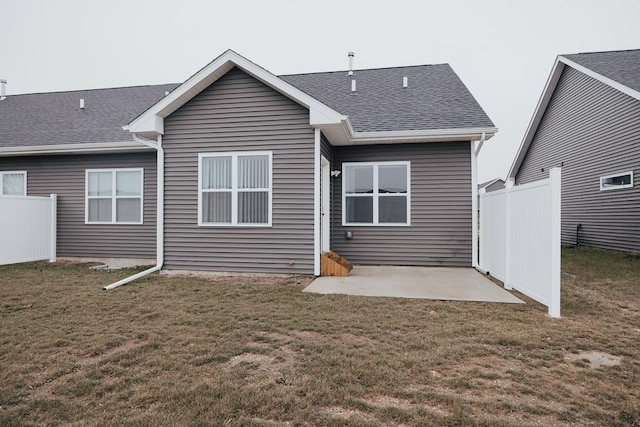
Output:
[
  {"left": 199, "top": 152, "right": 272, "bottom": 226},
  {"left": 85, "top": 169, "right": 143, "bottom": 224},
  {"left": 0, "top": 171, "right": 27, "bottom": 196},
  {"left": 600, "top": 171, "right": 633, "bottom": 191},
  {"left": 342, "top": 161, "right": 411, "bottom": 226}
]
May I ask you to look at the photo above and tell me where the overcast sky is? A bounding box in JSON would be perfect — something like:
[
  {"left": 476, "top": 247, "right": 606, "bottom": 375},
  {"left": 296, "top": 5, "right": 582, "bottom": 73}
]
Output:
[{"left": 2, "top": 0, "right": 638, "bottom": 181}]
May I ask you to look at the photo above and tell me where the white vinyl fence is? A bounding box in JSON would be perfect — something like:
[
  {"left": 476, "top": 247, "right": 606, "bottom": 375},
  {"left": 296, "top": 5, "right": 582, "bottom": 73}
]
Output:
[
  {"left": 480, "top": 168, "right": 561, "bottom": 317},
  {"left": 0, "top": 194, "right": 57, "bottom": 265}
]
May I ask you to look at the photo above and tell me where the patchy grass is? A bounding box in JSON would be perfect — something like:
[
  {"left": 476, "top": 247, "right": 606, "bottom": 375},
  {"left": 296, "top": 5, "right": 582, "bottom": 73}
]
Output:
[{"left": 0, "top": 247, "right": 639, "bottom": 426}]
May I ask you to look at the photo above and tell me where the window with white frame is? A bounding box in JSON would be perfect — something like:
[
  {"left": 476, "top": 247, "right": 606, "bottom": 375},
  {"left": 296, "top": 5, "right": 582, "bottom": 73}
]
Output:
[
  {"left": 85, "top": 169, "right": 143, "bottom": 224},
  {"left": 343, "top": 161, "right": 410, "bottom": 226},
  {"left": 199, "top": 152, "right": 272, "bottom": 226},
  {"left": 600, "top": 171, "right": 633, "bottom": 191},
  {"left": 0, "top": 171, "right": 27, "bottom": 196}
]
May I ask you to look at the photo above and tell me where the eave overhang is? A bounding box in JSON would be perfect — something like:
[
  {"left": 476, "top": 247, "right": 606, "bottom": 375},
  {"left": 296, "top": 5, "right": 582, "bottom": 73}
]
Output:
[
  {"left": 319, "top": 119, "right": 496, "bottom": 146},
  {"left": 0, "top": 141, "right": 155, "bottom": 157}
]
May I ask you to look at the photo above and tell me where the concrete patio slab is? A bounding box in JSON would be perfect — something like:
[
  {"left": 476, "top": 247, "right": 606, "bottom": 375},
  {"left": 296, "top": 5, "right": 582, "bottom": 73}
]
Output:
[{"left": 304, "top": 266, "right": 523, "bottom": 304}]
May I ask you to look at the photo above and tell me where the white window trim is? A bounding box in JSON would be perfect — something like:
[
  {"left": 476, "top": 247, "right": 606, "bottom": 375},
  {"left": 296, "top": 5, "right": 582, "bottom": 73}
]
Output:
[
  {"left": 198, "top": 151, "right": 273, "bottom": 227},
  {"left": 0, "top": 171, "right": 27, "bottom": 196},
  {"left": 85, "top": 168, "right": 144, "bottom": 225},
  {"left": 342, "top": 161, "right": 411, "bottom": 226},
  {"left": 600, "top": 170, "right": 633, "bottom": 191}
]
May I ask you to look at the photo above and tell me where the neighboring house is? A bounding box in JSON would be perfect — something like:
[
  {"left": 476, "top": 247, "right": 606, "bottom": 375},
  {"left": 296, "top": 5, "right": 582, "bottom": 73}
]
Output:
[
  {"left": 508, "top": 49, "right": 640, "bottom": 253},
  {"left": 0, "top": 50, "right": 496, "bottom": 275},
  {"left": 478, "top": 178, "right": 505, "bottom": 194}
]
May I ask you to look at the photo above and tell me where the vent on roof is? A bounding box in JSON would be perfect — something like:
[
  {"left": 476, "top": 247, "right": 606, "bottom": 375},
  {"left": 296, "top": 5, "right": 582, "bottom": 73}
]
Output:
[
  {"left": 351, "top": 79, "right": 356, "bottom": 93},
  {"left": 348, "top": 52, "right": 354, "bottom": 76},
  {"left": 165, "top": 91, "right": 169, "bottom": 96},
  {"left": 80, "top": 98, "right": 85, "bottom": 110},
  {"left": 0, "top": 79, "right": 6, "bottom": 100},
  {"left": 403, "top": 76, "right": 408, "bottom": 88}
]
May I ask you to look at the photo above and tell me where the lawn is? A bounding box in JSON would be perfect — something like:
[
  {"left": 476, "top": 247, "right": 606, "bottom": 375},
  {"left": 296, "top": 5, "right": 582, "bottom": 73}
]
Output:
[{"left": 1, "top": 247, "right": 639, "bottom": 426}]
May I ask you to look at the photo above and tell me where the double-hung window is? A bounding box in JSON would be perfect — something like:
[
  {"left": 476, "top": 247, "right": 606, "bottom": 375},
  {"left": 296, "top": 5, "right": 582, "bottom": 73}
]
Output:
[
  {"left": 199, "top": 151, "right": 272, "bottom": 226},
  {"left": 0, "top": 171, "right": 27, "bottom": 196},
  {"left": 85, "top": 169, "right": 143, "bottom": 224},
  {"left": 343, "top": 161, "right": 410, "bottom": 226}
]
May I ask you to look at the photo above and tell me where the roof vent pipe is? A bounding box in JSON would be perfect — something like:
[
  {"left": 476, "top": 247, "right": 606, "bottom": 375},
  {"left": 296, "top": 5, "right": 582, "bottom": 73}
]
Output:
[
  {"left": 80, "top": 98, "right": 85, "bottom": 110},
  {"left": 403, "top": 76, "right": 408, "bottom": 88},
  {"left": 348, "top": 52, "right": 354, "bottom": 76},
  {"left": 351, "top": 79, "right": 356, "bottom": 93},
  {"left": 0, "top": 80, "right": 6, "bottom": 100}
]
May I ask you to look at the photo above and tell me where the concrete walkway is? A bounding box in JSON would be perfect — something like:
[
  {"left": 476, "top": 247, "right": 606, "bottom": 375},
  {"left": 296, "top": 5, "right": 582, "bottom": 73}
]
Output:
[{"left": 304, "top": 266, "right": 523, "bottom": 304}]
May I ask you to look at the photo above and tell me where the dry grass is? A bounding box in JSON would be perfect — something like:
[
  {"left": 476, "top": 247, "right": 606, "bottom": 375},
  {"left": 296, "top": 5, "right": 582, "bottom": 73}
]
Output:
[{"left": 1, "top": 246, "right": 639, "bottom": 426}]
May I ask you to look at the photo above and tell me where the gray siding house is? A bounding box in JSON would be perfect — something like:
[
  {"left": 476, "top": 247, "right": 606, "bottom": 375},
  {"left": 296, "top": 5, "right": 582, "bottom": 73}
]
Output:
[
  {"left": 0, "top": 50, "right": 496, "bottom": 275},
  {"left": 508, "top": 49, "right": 640, "bottom": 253}
]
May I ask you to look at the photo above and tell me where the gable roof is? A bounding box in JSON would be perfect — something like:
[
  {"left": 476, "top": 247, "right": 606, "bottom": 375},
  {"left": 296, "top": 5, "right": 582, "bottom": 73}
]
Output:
[
  {"left": 127, "top": 49, "right": 346, "bottom": 140},
  {"left": 508, "top": 48, "right": 640, "bottom": 179},
  {"left": 280, "top": 64, "right": 494, "bottom": 133},
  {"left": 1, "top": 50, "right": 497, "bottom": 155},
  {"left": 129, "top": 50, "right": 496, "bottom": 145},
  {"left": 0, "top": 84, "right": 178, "bottom": 155},
  {"left": 478, "top": 178, "right": 505, "bottom": 191},
  {"left": 563, "top": 49, "right": 640, "bottom": 95}
]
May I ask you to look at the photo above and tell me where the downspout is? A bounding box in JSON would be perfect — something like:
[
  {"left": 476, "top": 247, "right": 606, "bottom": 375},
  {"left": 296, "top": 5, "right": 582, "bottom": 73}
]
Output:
[
  {"left": 104, "top": 134, "right": 164, "bottom": 290},
  {"left": 471, "top": 141, "right": 478, "bottom": 268},
  {"left": 475, "top": 132, "right": 486, "bottom": 156}
]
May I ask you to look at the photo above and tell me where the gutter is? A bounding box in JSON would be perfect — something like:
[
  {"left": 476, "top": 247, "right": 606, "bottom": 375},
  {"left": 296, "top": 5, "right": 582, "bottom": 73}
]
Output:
[
  {"left": 0, "top": 141, "right": 155, "bottom": 157},
  {"left": 335, "top": 117, "right": 497, "bottom": 145},
  {"left": 104, "top": 134, "right": 164, "bottom": 290}
]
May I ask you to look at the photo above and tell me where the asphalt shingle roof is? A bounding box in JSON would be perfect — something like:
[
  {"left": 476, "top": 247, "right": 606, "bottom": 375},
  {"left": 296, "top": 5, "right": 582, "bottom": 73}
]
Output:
[
  {"left": 1, "top": 62, "right": 495, "bottom": 149},
  {"left": 280, "top": 64, "right": 494, "bottom": 132},
  {"left": 0, "top": 84, "right": 178, "bottom": 148},
  {"left": 562, "top": 49, "right": 640, "bottom": 94}
]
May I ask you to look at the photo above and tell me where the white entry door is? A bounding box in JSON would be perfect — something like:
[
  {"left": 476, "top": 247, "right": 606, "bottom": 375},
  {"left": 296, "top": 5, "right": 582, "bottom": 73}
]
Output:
[{"left": 320, "top": 156, "right": 330, "bottom": 253}]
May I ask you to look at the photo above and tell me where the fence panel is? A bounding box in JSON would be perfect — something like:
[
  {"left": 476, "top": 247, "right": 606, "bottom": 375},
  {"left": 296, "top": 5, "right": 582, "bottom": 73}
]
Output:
[
  {"left": 479, "top": 168, "right": 561, "bottom": 317},
  {"left": 508, "top": 179, "right": 553, "bottom": 305},
  {"left": 479, "top": 189, "right": 506, "bottom": 281},
  {"left": 0, "top": 195, "right": 57, "bottom": 265}
]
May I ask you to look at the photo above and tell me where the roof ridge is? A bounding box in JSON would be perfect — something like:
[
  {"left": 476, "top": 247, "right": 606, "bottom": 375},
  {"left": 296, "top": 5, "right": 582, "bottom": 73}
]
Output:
[
  {"left": 279, "top": 63, "right": 450, "bottom": 78},
  {"left": 562, "top": 48, "right": 640, "bottom": 56}
]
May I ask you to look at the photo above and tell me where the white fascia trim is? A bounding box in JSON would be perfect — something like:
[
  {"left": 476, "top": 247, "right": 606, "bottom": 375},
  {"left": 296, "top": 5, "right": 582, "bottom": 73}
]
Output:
[
  {"left": 127, "top": 49, "right": 343, "bottom": 137},
  {"left": 0, "top": 141, "right": 155, "bottom": 157},
  {"left": 313, "top": 128, "right": 321, "bottom": 276},
  {"left": 560, "top": 56, "right": 640, "bottom": 102},
  {"left": 349, "top": 127, "right": 497, "bottom": 144},
  {"left": 507, "top": 57, "right": 566, "bottom": 179}
]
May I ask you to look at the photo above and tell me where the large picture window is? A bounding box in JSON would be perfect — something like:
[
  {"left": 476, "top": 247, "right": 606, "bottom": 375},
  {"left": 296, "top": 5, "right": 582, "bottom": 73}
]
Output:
[
  {"left": 199, "top": 152, "right": 272, "bottom": 226},
  {"left": 342, "top": 161, "right": 410, "bottom": 226},
  {"left": 0, "top": 171, "right": 27, "bottom": 196},
  {"left": 85, "top": 169, "right": 143, "bottom": 224}
]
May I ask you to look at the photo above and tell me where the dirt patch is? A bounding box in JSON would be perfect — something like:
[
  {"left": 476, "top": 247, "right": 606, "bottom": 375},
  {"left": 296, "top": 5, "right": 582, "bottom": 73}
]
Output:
[
  {"left": 363, "top": 395, "right": 414, "bottom": 411},
  {"left": 224, "top": 349, "right": 297, "bottom": 387},
  {"left": 324, "top": 406, "right": 378, "bottom": 423},
  {"left": 565, "top": 351, "right": 622, "bottom": 368}
]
